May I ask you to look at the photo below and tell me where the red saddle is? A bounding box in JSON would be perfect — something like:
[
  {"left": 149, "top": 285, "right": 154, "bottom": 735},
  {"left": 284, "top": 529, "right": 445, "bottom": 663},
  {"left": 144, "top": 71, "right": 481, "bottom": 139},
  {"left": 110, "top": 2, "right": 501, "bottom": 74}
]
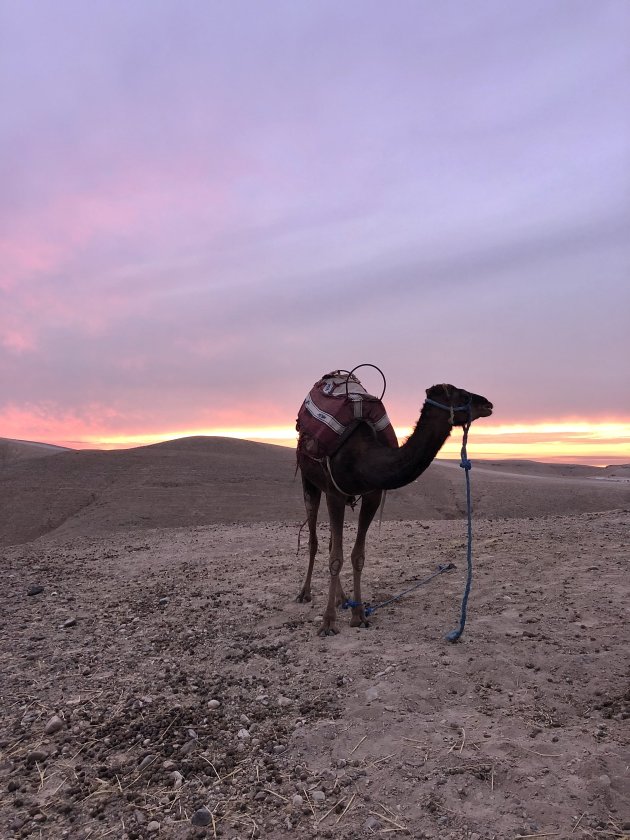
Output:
[{"left": 296, "top": 370, "right": 398, "bottom": 458}]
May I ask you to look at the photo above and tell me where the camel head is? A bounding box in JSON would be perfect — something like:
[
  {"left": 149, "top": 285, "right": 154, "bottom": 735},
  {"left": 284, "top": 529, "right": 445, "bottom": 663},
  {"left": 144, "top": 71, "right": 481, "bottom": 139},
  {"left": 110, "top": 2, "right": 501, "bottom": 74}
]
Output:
[{"left": 425, "top": 384, "right": 493, "bottom": 426}]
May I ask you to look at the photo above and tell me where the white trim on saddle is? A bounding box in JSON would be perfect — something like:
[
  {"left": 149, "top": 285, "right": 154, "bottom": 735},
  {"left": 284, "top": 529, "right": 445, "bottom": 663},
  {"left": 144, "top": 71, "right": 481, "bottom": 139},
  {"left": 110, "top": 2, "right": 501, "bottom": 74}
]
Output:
[{"left": 303, "top": 393, "right": 346, "bottom": 435}]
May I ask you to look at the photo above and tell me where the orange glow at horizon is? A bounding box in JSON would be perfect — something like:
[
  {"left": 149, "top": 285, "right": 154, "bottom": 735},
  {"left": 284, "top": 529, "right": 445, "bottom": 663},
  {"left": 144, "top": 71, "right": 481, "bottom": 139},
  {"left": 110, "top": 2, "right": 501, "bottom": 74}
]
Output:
[{"left": 32, "top": 420, "right": 630, "bottom": 466}]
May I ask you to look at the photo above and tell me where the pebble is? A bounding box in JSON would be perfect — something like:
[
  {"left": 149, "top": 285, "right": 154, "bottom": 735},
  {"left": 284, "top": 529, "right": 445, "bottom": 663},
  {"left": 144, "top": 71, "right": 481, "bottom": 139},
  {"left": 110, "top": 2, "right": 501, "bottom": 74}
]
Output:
[
  {"left": 162, "top": 760, "right": 177, "bottom": 771},
  {"left": 311, "top": 790, "right": 326, "bottom": 803},
  {"left": 365, "top": 687, "right": 379, "bottom": 703},
  {"left": 292, "top": 794, "right": 304, "bottom": 808},
  {"left": 138, "top": 754, "right": 158, "bottom": 771},
  {"left": 147, "top": 820, "right": 160, "bottom": 833},
  {"left": 365, "top": 816, "right": 381, "bottom": 831},
  {"left": 26, "top": 749, "right": 48, "bottom": 764},
  {"left": 171, "top": 771, "right": 184, "bottom": 789},
  {"left": 237, "top": 728, "right": 251, "bottom": 740},
  {"left": 208, "top": 699, "right": 220, "bottom": 709},
  {"left": 158, "top": 597, "right": 170, "bottom": 606},
  {"left": 62, "top": 618, "right": 76, "bottom": 629},
  {"left": 191, "top": 807, "right": 212, "bottom": 826},
  {"left": 44, "top": 714, "right": 64, "bottom": 735},
  {"left": 277, "top": 695, "right": 292, "bottom": 707},
  {"left": 27, "top": 585, "right": 44, "bottom": 596},
  {"left": 180, "top": 739, "right": 197, "bottom": 755}
]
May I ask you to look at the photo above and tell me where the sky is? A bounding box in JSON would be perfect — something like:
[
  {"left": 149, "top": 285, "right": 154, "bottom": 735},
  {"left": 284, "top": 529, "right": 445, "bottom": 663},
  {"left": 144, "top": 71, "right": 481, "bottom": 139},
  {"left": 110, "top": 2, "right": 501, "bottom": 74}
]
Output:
[{"left": 1, "top": 0, "right": 629, "bottom": 464}]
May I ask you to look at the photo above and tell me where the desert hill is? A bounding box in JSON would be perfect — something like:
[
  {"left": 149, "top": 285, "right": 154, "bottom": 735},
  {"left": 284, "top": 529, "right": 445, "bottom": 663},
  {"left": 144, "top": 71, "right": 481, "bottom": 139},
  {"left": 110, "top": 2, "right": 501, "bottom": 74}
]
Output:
[
  {"left": 1, "top": 435, "right": 628, "bottom": 546},
  {"left": 0, "top": 437, "right": 72, "bottom": 467}
]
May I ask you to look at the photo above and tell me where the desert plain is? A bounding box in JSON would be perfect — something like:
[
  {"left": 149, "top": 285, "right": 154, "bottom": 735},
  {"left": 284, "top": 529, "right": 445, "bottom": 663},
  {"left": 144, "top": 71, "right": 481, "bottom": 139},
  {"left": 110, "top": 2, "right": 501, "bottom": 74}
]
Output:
[{"left": 1, "top": 436, "right": 629, "bottom": 840}]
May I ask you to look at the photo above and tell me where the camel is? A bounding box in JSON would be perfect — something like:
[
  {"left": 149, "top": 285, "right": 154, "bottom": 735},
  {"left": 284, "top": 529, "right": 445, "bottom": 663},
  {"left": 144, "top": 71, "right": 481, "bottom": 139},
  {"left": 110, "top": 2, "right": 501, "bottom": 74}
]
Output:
[{"left": 296, "top": 382, "right": 493, "bottom": 636}]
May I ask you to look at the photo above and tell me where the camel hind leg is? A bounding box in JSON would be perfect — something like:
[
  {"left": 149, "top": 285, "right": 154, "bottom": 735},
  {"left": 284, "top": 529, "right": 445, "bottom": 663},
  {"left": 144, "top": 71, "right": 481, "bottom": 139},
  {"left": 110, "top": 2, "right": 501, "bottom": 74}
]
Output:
[
  {"left": 318, "top": 491, "right": 346, "bottom": 636},
  {"left": 296, "top": 475, "right": 321, "bottom": 603}
]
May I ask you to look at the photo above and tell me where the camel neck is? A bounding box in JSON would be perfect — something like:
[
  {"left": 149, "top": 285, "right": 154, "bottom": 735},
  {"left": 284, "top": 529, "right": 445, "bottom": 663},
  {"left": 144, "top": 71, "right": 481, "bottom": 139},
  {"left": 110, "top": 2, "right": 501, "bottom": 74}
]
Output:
[{"left": 381, "top": 405, "right": 452, "bottom": 489}]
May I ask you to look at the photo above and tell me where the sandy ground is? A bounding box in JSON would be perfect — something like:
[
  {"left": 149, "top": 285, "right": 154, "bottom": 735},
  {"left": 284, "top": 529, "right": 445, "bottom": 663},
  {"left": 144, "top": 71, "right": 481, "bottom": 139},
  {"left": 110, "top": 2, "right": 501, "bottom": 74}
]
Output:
[
  {"left": 1, "top": 438, "right": 629, "bottom": 839},
  {"left": 1, "top": 508, "right": 629, "bottom": 840}
]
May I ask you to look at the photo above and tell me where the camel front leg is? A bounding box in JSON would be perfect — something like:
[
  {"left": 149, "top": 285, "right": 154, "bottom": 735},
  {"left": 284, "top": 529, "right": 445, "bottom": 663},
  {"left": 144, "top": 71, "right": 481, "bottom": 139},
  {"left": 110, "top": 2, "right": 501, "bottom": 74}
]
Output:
[
  {"left": 296, "top": 475, "right": 321, "bottom": 603},
  {"left": 318, "top": 492, "right": 346, "bottom": 636},
  {"left": 349, "top": 491, "right": 382, "bottom": 628}
]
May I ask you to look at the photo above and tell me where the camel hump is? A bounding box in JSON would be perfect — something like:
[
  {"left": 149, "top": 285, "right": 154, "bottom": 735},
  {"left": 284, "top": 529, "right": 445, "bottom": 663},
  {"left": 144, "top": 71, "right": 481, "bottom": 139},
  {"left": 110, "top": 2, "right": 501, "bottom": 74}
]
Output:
[{"left": 296, "top": 371, "right": 398, "bottom": 458}]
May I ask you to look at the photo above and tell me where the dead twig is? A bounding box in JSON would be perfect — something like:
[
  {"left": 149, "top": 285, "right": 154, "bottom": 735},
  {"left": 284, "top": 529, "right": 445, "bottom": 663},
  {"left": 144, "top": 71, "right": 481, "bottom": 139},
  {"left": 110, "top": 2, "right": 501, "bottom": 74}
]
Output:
[
  {"left": 350, "top": 735, "right": 367, "bottom": 754},
  {"left": 302, "top": 787, "right": 316, "bottom": 819},
  {"left": 318, "top": 799, "right": 344, "bottom": 824},
  {"left": 335, "top": 792, "right": 356, "bottom": 824},
  {"left": 571, "top": 813, "right": 585, "bottom": 834},
  {"left": 263, "top": 789, "right": 288, "bottom": 802},
  {"left": 369, "top": 811, "right": 407, "bottom": 831}
]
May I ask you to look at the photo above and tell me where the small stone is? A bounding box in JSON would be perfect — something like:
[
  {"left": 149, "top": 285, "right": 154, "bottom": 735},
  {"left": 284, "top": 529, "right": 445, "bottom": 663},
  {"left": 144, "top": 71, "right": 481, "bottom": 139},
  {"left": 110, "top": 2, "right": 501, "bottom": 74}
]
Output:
[
  {"left": 365, "top": 816, "right": 381, "bottom": 831},
  {"left": 44, "top": 715, "right": 64, "bottom": 735},
  {"left": 277, "top": 695, "right": 292, "bottom": 707},
  {"left": 134, "top": 810, "right": 146, "bottom": 824},
  {"left": 26, "top": 749, "right": 48, "bottom": 764},
  {"left": 237, "top": 728, "right": 250, "bottom": 740},
  {"left": 62, "top": 617, "right": 76, "bottom": 629},
  {"left": 191, "top": 807, "right": 212, "bottom": 826},
  {"left": 27, "top": 585, "right": 44, "bottom": 596},
  {"left": 162, "top": 760, "right": 177, "bottom": 771},
  {"left": 180, "top": 739, "right": 196, "bottom": 755},
  {"left": 208, "top": 699, "right": 220, "bottom": 709},
  {"left": 273, "top": 744, "right": 286, "bottom": 754},
  {"left": 311, "top": 790, "right": 326, "bottom": 803},
  {"left": 158, "top": 597, "right": 169, "bottom": 606},
  {"left": 365, "top": 687, "right": 379, "bottom": 703},
  {"left": 292, "top": 794, "right": 304, "bottom": 808},
  {"left": 138, "top": 754, "right": 158, "bottom": 771},
  {"left": 147, "top": 820, "right": 160, "bottom": 833},
  {"left": 240, "top": 714, "right": 251, "bottom": 725},
  {"left": 171, "top": 771, "right": 184, "bottom": 789}
]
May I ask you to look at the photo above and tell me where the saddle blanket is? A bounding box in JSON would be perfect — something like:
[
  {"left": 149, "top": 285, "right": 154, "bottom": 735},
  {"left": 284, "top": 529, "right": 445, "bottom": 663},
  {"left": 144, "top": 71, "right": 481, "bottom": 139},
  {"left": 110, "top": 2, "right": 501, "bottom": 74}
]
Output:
[{"left": 296, "top": 370, "right": 398, "bottom": 458}]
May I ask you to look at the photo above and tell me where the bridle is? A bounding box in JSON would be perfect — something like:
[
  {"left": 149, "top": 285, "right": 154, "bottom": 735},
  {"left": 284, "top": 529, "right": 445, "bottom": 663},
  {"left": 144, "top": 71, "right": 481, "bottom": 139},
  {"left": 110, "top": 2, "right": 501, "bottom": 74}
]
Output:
[{"left": 424, "top": 396, "right": 473, "bottom": 427}]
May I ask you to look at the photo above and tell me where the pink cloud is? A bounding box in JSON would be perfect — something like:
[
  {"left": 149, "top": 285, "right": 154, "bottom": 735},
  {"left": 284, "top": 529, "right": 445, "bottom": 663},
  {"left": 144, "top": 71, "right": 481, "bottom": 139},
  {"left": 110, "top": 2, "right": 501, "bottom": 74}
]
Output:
[{"left": 1, "top": 328, "right": 37, "bottom": 354}]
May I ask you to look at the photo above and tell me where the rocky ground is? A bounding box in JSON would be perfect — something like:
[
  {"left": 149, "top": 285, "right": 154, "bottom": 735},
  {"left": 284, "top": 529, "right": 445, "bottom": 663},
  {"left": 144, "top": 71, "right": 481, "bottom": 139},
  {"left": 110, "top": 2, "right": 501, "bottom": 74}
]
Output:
[{"left": 1, "top": 511, "right": 629, "bottom": 839}]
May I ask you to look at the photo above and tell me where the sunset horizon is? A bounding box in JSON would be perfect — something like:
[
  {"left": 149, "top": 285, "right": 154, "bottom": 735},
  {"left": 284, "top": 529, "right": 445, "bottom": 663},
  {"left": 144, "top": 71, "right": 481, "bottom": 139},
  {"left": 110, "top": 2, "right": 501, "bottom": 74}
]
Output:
[{"left": 6, "top": 418, "right": 629, "bottom": 466}]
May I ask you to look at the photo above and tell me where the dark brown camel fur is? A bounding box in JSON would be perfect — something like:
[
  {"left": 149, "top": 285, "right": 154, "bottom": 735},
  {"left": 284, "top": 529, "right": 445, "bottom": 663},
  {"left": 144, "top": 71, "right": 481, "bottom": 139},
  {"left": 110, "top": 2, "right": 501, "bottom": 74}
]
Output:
[{"left": 296, "top": 383, "right": 493, "bottom": 636}]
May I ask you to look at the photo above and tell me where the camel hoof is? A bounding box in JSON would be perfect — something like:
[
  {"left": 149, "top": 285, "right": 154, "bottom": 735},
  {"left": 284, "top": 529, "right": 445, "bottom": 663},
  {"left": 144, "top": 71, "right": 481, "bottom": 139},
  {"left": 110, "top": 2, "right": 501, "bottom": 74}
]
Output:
[
  {"left": 296, "top": 591, "right": 312, "bottom": 603},
  {"left": 350, "top": 617, "right": 371, "bottom": 628},
  {"left": 317, "top": 624, "right": 339, "bottom": 636}
]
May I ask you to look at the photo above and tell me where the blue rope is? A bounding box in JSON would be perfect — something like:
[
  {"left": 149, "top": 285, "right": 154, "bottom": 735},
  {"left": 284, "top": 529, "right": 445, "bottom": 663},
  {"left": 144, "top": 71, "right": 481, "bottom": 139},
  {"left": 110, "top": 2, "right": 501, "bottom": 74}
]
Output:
[
  {"left": 445, "top": 416, "right": 473, "bottom": 642},
  {"left": 342, "top": 562, "right": 456, "bottom": 616}
]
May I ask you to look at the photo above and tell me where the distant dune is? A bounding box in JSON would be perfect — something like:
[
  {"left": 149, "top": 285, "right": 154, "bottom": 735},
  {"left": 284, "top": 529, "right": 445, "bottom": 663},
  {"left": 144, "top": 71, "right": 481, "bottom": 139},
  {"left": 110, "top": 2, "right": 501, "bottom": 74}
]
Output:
[
  {"left": 0, "top": 435, "right": 628, "bottom": 547},
  {"left": 0, "top": 437, "right": 72, "bottom": 467}
]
